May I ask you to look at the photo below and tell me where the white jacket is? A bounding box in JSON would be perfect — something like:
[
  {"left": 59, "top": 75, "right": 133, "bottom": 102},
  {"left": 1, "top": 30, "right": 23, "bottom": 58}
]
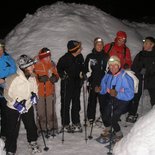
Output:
[{"left": 4, "top": 68, "right": 38, "bottom": 111}]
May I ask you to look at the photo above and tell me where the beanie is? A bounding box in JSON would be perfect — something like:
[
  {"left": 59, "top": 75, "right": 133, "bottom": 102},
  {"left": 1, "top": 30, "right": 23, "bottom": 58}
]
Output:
[
  {"left": 116, "top": 31, "right": 127, "bottom": 39},
  {"left": 144, "top": 36, "right": 155, "bottom": 44},
  {"left": 94, "top": 37, "right": 104, "bottom": 46},
  {"left": 17, "top": 54, "right": 37, "bottom": 69},
  {"left": 67, "top": 40, "right": 81, "bottom": 53},
  {"left": 39, "top": 47, "right": 51, "bottom": 59},
  {"left": 108, "top": 55, "right": 121, "bottom": 68}
]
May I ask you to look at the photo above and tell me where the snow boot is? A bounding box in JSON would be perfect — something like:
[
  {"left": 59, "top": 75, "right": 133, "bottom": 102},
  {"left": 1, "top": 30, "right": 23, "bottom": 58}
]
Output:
[{"left": 29, "top": 141, "right": 41, "bottom": 154}]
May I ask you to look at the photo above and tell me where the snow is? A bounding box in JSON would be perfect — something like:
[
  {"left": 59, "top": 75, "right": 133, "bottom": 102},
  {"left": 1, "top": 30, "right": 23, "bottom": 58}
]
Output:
[{"left": 1, "top": 1, "right": 155, "bottom": 155}]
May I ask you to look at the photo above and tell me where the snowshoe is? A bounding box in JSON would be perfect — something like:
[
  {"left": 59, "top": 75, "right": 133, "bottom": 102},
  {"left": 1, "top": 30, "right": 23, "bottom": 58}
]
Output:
[
  {"left": 95, "top": 134, "right": 110, "bottom": 144},
  {"left": 95, "top": 117, "right": 103, "bottom": 127},
  {"left": 6, "top": 152, "right": 15, "bottom": 155},
  {"left": 29, "top": 141, "right": 42, "bottom": 154},
  {"left": 105, "top": 140, "right": 116, "bottom": 150},
  {"left": 59, "top": 125, "right": 72, "bottom": 133},
  {"left": 71, "top": 123, "right": 83, "bottom": 133},
  {"left": 126, "top": 113, "right": 138, "bottom": 123}
]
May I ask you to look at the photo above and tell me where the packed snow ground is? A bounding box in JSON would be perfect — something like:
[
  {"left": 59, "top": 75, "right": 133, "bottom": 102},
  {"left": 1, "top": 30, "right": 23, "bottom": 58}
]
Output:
[{"left": 1, "top": 1, "right": 155, "bottom": 155}]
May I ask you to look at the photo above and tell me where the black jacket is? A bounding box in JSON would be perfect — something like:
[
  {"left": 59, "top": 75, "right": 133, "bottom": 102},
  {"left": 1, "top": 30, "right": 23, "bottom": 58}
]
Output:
[
  {"left": 57, "top": 52, "right": 84, "bottom": 80},
  {"left": 131, "top": 49, "right": 155, "bottom": 89},
  {"left": 84, "top": 49, "right": 109, "bottom": 88}
]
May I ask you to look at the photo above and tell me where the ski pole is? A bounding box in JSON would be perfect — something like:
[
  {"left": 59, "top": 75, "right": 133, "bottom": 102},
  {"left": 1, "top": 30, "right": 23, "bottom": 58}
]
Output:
[
  {"left": 62, "top": 77, "right": 67, "bottom": 144},
  {"left": 43, "top": 82, "right": 49, "bottom": 138},
  {"left": 51, "top": 93, "right": 56, "bottom": 138},
  {"left": 107, "top": 85, "right": 115, "bottom": 155},
  {"left": 35, "top": 105, "right": 49, "bottom": 151},
  {"left": 83, "top": 80, "right": 88, "bottom": 143}
]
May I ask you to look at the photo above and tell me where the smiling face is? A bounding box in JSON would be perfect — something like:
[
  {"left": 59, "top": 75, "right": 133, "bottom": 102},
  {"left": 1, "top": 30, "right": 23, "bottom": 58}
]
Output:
[
  {"left": 143, "top": 39, "right": 155, "bottom": 51},
  {"left": 95, "top": 42, "right": 104, "bottom": 52},
  {"left": 109, "top": 64, "right": 120, "bottom": 75}
]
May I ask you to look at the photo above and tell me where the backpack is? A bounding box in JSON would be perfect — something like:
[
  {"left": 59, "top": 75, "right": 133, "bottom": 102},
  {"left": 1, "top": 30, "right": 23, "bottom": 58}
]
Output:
[
  {"left": 107, "top": 42, "right": 127, "bottom": 59},
  {"left": 122, "top": 70, "right": 139, "bottom": 93}
]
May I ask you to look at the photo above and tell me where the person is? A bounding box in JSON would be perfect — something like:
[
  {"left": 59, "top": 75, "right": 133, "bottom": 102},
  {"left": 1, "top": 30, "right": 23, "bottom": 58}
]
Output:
[
  {"left": 4, "top": 54, "right": 41, "bottom": 155},
  {"left": 0, "top": 39, "right": 17, "bottom": 141},
  {"left": 84, "top": 37, "right": 109, "bottom": 124},
  {"left": 34, "top": 47, "right": 59, "bottom": 135},
  {"left": 57, "top": 40, "right": 85, "bottom": 133},
  {"left": 104, "top": 31, "right": 132, "bottom": 69},
  {"left": 96, "top": 55, "right": 134, "bottom": 143},
  {"left": 126, "top": 36, "right": 155, "bottom": 123}
]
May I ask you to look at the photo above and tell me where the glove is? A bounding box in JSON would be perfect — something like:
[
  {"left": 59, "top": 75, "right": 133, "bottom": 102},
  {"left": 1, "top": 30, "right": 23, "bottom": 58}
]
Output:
[
  {"left": 38, "top": 75, "right": 49, "bottom": 83},
  {"left": 31, "top": 92, "right": 38, "bottom": 105},
  {"left": 13, "top": 99, "right": 27, "bottom": 114},
  {"left": 109, "top": 89, "right": 117, "bottom": 97},
  {"left": 49, "top": 73, "right": 59, "bottom": 83},
  {"left": 79, "top": 72, "right": 87, "bottom": 81}
]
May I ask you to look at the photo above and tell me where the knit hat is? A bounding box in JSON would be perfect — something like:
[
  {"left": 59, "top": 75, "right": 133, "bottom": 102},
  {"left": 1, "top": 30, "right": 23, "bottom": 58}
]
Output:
[
  {"left": 144, "top": 36, "right": 155, "bottom": 44},
  {"left": 39, "top": 47, "right": 51, "bottom": 59},
  {"left": 94, "top": 37, "right": 104, "bottom": 46},
  {"left": 108, "top": 55, "right": 121, "bottom": 68},
  {"left": 17, "top": 54, "right": 37, "bottom": 69},
  {"left": 116, "top": 31, "right": 127, "bottom": 39},
  {"left": 67, "top": 40, "right": 81, "bottom": 53}
]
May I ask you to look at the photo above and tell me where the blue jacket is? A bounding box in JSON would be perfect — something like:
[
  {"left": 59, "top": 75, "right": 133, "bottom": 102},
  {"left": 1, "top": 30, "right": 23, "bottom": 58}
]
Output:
[
  {"left": 100, "top": 69, "right": 134, "bottom": 101},
  {"left": 0, "top": 52, "right": 17, "bottom": 78}
]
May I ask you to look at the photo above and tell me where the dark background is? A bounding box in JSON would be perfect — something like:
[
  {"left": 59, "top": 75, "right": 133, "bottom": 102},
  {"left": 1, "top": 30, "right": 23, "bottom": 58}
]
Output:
[{"left": 1, "top": 0, "right": 155, "bottom": 39}]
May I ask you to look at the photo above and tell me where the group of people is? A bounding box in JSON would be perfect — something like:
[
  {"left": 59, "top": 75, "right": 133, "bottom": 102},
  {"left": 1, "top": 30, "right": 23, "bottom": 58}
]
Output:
[{"left": 0, "top": 30, "right": 155, "bottom": 154}]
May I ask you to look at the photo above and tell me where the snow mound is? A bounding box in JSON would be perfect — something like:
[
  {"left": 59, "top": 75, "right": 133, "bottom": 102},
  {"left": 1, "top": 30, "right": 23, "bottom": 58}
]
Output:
[{"left": 113, "top": 106, "right": 155, "bottom": 155}]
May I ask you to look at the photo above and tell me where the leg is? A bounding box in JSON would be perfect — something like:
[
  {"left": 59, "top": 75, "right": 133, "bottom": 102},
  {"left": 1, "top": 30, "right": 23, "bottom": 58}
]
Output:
[{"left": 148, "top": 89, "right": 155, "bottom": 107}]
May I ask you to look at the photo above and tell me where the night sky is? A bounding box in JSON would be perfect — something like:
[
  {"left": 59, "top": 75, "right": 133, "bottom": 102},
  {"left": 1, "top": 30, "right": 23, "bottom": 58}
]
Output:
[{"left": 0, "top": 0, "right": 155, "bottom": 39}]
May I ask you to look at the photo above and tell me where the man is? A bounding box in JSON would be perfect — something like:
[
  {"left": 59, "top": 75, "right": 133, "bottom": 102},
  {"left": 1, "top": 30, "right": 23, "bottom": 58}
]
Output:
[
  {"left": 104, "top": 31, "right": 132, "bottom": 69},
  {"left": 0, "top": 40, "right": 17, "bottom": 141},
  {"left": 4, "top": 54, "right": 41, "bottom": 155},
  {"left": 34, "top": 47, "right": 59, "bottom": 135},
  {"left": 126, "top": 36, "right": 155, "bottom": 123},
  {"left": 84, "top": 37, "right": 109, "bottom": 124},
  {"left": 96, "top": 55, "right": 134, "bottom": 144},
  {"left": 57, "top": 40, "right": 84, "bottom": 132}
]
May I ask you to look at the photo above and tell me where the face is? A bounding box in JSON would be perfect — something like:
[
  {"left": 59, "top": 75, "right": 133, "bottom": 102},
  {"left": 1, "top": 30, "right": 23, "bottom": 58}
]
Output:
[
  {"left": 116, "top": 37, "right": 126, "bottom": 46},
  {"left": 72, "top": 47, "right": 82, "bottom": 57},
  {"left": 25, "top": 65, "right": 35, "bottom": 75},
  {"left": 95, "top": 42, "right": 104, "bottom": 52},
  {"left": 41, "top": 56, "right": 51, "bottom": 63},
  {"left": 0, "top": 47, "right": 4, "bottom": 57},
  {"left": 109, "top": 64, "right": 120, "bottom": 75},
  {"left": 143, "top": 39, "right": 154, "bottom": 51}
]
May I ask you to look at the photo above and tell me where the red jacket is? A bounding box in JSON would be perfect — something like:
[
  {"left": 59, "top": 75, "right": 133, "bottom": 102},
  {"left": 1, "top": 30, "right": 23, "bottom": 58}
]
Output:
[{"left": 104, "top": 42, "right": 132, "bottom": 68}]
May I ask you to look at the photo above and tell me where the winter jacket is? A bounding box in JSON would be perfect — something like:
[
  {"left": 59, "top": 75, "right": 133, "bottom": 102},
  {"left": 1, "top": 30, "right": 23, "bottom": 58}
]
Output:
[
  {"left": 57, "top": 52, "right": 84, "bottom": 81},
  {"left": 104, "top": 42, "right": 132, "bottom": 68},
  {"left": 84, "top": 49, "right": 109, "bottom": 88},
  {"left": 34, "top": 58, "right": 59, "bottom": 97},
  {"left": 100, "top": 69, "right": 134, "bottom": 101},
  {"left": 4, "top": 68, "right": 38, "bottom": 111},
  {"left": 0, "top": 52, "right": 17, "bottom": 78},
  {"left": 131, "top": 49, "right": 155, "bottom": 89}
]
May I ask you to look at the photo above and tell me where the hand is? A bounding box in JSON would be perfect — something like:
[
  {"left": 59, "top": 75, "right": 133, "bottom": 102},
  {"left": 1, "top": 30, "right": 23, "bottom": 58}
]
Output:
[
  {"left": 109, "top": 89, "right": 117, "bottom": 97},
  {"left": 38, "top": 75, "right": 49, "bottom": 83},
  {"left": 31, "top": 92, "right": 38, "bottom": 105},
  {"left": 13, "top": 99, "right": 27, "bottom": 114},
  {"left": 79, "top": 72, "right": 87, "bottom": 81},
  {"left": 0, "top": 79, "right": 5, "bottom": 84},
  {"left": 95, "top": 86, "right": 101, "bottom": 93},
  {"left": 49, "top": 73, "right": 59, "bottom": 83}
]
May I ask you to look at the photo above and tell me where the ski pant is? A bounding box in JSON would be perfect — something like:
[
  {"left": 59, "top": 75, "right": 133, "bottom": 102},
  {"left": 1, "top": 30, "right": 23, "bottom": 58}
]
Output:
[
  {"left": 5, "top": 106, "right": 38, "bottom": 153},
  {"left": 87, "top": 88, "right": 107, "bottom": 121},
  {"left": 102, "top": 96, "right": 129, "bottom": 132},
  {"left": 128, "top": 78, "right": 143, "bottom": 115},
  {"left": 148, "top": 89, "right": 155, "bottom": 107},
  {"left": 60, "top": 79, "right": 81, "bottom": 126},
  {"left": 36, "top": 94, "right": 58, "bottom": 131},
  {"left": 0, "top": 97, "right": 7, "bottom": 137}
]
